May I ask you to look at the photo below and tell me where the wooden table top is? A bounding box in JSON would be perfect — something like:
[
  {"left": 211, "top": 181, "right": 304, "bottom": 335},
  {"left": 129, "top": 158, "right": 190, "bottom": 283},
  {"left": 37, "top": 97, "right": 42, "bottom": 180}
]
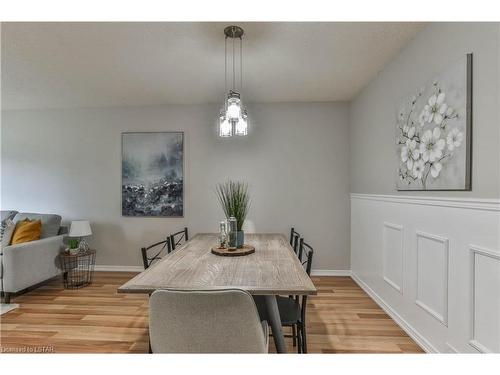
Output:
[{"left": 118, "top": 233, "right": 317, "bottom": 296}]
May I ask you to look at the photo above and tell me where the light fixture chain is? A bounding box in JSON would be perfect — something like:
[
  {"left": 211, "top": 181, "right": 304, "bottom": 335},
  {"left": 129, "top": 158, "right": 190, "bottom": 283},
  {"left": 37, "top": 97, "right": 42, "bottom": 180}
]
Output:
[
  {"left": 224, "top": 36, "right": 227, "bottom": 109},
  {"left": 232, "top": 27, "right": 235, "bottom": 91},
  {"left": 240, "top": 35, "right": 243, "bottom": 92}
]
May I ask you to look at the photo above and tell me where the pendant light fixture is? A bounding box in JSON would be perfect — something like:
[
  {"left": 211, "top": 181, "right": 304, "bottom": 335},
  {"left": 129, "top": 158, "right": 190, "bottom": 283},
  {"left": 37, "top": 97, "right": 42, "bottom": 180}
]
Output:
[{"left": 219, "top": 25, "right": 248, "bottom": 137}]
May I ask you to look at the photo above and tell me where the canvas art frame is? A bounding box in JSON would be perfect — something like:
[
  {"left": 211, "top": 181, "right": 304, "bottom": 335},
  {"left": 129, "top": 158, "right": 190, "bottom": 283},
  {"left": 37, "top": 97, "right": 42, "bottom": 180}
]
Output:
[
  {"left": 121, "top": 131, "right": 184, "bottom": 217},
  {"left": 396, "top": 54, "right": 472, "bottom": 191}
]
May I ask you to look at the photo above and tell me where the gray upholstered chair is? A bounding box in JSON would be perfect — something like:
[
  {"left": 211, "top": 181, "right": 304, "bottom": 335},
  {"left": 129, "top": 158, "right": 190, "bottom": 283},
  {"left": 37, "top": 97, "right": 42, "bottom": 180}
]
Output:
[{"left": 149, "top": 289, "right": 269, "bottom": 353}]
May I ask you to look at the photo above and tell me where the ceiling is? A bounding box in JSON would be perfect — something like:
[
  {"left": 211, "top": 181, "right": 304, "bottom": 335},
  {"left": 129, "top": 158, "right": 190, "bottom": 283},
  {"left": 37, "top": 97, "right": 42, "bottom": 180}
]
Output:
[{"left": 1, "top": 22, "right": 425, "bottom": 110}]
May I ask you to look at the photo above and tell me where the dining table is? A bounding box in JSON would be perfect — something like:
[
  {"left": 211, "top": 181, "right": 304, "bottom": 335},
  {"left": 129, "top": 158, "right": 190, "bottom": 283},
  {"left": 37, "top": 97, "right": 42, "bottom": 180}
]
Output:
[{"left": 118, "top": 233, "right": 317, "bottom": 353}]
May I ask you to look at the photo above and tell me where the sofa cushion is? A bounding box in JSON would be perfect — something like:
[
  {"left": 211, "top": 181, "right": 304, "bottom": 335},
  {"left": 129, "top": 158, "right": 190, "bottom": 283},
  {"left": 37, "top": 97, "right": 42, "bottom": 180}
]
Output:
[{"left": 13, "top": 213, "right": 62, "bottom": 239}]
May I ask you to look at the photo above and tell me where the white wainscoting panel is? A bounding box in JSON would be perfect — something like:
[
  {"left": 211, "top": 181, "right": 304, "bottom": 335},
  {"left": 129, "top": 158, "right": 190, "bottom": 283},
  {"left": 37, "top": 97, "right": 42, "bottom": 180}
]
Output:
[
  {"left": 382, "top": 222, "right": 404, "bottom": 293},
  {"left": 415, "top": 231, "right": 449, "bottom": 325},
  {"left": 469, "top": 246, "right": 500, "bottom": 353},
  {"left": 351, "top": 193, "right": 500, "bottom": 353}
]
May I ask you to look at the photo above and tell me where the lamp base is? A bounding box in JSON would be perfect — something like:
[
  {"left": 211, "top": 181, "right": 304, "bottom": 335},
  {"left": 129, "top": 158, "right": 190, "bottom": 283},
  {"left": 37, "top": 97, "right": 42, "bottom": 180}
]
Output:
[{"left": 78, "top": 238, "right": 90, "bottom": 253}]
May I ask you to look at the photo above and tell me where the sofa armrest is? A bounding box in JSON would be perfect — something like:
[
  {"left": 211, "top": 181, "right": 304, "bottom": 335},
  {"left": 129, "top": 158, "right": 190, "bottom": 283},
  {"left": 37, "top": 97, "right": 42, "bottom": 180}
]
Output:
[
  {"left": 3, "top": 235, "right": 64, "bottom": 254},
  {"left": 2, "top": 235, "right": 65, "bottom": 293}
]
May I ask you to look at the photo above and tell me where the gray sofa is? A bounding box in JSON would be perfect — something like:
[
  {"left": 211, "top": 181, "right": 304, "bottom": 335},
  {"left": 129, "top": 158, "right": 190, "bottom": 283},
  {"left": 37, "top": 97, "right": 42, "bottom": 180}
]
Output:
[{"left": 1, "top": 211, "right": 67, "bottom": 303}]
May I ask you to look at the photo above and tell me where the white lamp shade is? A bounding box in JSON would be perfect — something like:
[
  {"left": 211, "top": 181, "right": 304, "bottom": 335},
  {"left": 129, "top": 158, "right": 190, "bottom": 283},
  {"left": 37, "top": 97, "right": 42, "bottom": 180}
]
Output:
[{"left": 69, "top": 220, "right": 92, "bottom": 237}]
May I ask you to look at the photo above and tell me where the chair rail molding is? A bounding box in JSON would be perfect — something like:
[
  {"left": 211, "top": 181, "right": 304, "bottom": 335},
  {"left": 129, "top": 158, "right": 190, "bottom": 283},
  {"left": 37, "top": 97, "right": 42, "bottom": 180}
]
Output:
[{"left": 351, "top": 193, "right": 500, "bottom": 211}]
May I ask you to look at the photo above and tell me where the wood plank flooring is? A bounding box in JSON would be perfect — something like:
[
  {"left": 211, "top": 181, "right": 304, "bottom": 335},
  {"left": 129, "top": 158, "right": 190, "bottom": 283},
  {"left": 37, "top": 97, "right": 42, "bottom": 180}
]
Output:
[{"left": 0, "top": 272, "right": 424, "bottom": 354}]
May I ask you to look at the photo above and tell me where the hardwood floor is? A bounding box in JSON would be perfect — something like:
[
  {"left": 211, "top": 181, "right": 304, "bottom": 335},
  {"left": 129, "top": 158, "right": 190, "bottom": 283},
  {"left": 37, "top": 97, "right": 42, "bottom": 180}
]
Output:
[{"left": 0, "top": 272, "right": 424, "bottom": 354}]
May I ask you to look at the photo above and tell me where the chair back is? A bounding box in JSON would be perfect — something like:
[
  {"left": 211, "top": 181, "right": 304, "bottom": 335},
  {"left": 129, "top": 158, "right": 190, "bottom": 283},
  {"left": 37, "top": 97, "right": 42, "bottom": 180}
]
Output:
[
  {"left": 149, "top": 289, "right": 268, "bottom": 353},
  {"left": 298, "top": 238, "right": 314, "bottom": 276},
  {"left": 140, "top": 238, "right": 171, "bottom": 269},
  {"left": 289, "top": 227, "right": 301, "bottom": 255},
  {"left": 170, "top": 227, "right": 188, "bottom": 251},
  {"left": 298, "top": 238, "right": 314, "bottom": 338}
]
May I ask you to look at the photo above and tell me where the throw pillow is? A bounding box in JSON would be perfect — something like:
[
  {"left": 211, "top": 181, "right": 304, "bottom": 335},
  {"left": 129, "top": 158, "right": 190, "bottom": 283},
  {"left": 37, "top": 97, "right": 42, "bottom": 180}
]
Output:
[
  {"left": 10, "top": 219, "right": 42, "bottom": 245},
  {"left": 1, "top": 219, "right": 16, "bottom": 250}
]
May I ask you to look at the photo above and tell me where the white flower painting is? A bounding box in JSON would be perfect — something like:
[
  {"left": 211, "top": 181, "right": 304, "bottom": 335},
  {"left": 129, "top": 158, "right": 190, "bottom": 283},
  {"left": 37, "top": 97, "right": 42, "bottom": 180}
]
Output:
[{"left": 396, "top": 54, "right": 472, "bottom": 191}]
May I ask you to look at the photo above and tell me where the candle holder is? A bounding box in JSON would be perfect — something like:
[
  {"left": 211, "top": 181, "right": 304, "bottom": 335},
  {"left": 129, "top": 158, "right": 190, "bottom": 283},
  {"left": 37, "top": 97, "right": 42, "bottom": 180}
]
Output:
[{"left": 219, "top": 220, "right": 228, "bottom": 248}]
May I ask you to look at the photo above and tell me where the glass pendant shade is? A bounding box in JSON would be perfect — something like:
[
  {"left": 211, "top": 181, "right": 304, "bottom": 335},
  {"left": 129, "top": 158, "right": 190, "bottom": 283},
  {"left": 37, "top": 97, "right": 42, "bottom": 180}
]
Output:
[
  {"left": 226, "top": 93, "right": 241, "bottom": 120},
  {"left": 235, "top": 108, "right": 248, "bottom": 136},
  {"left": 219, "top": 112, "right": 232, "bottom": 137}
]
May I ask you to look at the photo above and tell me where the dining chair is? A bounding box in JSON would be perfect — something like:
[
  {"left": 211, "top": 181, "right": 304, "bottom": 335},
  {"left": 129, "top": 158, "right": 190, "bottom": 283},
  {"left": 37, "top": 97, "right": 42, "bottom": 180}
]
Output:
[
  {"left": 289, "top": 227, "right": 301, "bottom": 255},
  {"left": 287, "top": 227, "right": 303, "bottom": 343},
  {"left": 277, "top": 238, "right": 314, "bottom": 353},
  {"left": 149, "top": 289, "right": 269, "bottom": 353},
  {"left": 140, "top": 238, "right": 172, "bottom": 269},
  {"left": 169, "top": 227, "right": 188, "bottom": 251}
]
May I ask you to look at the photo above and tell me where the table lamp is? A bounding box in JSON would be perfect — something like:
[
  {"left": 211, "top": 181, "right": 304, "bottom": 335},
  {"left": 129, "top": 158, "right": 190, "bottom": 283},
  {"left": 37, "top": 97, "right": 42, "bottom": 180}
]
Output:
[{"left": 69, "top": 220, "right": 92, "bottom": 252}]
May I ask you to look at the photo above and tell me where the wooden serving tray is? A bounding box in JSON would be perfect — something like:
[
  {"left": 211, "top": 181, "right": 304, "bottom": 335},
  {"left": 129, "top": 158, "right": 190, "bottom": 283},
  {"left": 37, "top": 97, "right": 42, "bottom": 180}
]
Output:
[{"left": 211, "top": 244, "right": 255, "bottom": 257}]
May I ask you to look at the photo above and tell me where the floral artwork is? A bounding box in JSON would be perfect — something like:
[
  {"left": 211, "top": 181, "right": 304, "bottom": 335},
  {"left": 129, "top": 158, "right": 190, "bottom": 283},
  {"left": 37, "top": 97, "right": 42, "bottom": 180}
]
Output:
[{"left": 396, "top": 55, "right": 472, "bottom": 191}]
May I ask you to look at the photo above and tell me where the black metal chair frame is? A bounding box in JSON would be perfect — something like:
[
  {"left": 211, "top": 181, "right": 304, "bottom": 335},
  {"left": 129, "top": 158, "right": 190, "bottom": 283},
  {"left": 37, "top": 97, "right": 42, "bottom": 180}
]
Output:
[
  {"left": 289, "top": 227, "right": 301, "bottom": 255},
  {"left": 141, "top": 237, "right": 172, "bottom": 270},
  {"left": 281, "top": 237, "right": 313, "bottom": 353},
  {"left": 169, "top": 227, "right": 189, "bottom": 251}
]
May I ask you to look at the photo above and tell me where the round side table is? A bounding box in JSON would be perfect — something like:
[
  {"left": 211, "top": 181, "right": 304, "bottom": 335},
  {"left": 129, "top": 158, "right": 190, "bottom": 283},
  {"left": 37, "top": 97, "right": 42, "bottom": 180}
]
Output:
[{"left": 60, "top": 249, "right": 96, "bottom": 289}]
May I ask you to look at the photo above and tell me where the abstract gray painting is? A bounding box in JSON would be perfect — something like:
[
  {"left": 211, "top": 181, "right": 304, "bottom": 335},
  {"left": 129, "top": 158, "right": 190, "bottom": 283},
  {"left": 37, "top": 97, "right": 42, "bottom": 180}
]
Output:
[
  {"left": 122, "top": 132, "right": 183, "bottom": 216},
  {"left": 396, "top": 54, "right": 472, "bottom": 191}
]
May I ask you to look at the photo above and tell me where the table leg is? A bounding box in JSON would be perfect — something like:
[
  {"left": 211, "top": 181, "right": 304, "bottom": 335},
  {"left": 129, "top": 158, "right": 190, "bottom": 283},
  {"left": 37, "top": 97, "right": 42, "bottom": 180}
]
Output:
[{"left": 264, "top": 295, "right": 287, "bottom": 353}]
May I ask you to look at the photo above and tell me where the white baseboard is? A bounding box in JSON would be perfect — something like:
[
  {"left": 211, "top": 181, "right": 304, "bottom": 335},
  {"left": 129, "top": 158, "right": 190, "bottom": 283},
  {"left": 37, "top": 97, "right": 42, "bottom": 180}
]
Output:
[
  {"left": 351, "top": 272, "right": 438, "bottom": 353},
  {"left": 94, "top": 265, "right": 143, "bottom": 272},
  {"left": 311, "top": 269, "right": 352, "bottom": 276}
]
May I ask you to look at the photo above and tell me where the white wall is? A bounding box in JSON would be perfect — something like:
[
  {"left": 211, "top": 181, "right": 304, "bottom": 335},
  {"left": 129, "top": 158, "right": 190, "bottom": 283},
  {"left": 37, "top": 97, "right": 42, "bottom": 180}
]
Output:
[
  {"left": 349, "top": 23, "right": 500, "bottom": 353},
  {"left": 1, "top": 102, "right": 351, "bottom": 271},
  {"left": 350, "top": 23, "right": 500, "bottom": 198}
]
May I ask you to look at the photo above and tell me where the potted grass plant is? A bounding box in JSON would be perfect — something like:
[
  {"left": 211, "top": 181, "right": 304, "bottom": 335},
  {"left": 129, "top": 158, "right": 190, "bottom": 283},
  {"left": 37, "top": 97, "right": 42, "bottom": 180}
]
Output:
[
  {"left": 215, "top": 180, "right": 250, "bottom": 248},
  {"left": 67, "top": 238, "right": 80, "bottom": 255}
]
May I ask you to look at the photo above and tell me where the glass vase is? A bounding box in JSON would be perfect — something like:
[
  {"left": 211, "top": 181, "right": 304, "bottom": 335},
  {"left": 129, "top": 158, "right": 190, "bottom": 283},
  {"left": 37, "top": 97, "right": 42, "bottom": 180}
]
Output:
[{"left": 227, "top": 216, "right": 237, "bottom": 250}]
